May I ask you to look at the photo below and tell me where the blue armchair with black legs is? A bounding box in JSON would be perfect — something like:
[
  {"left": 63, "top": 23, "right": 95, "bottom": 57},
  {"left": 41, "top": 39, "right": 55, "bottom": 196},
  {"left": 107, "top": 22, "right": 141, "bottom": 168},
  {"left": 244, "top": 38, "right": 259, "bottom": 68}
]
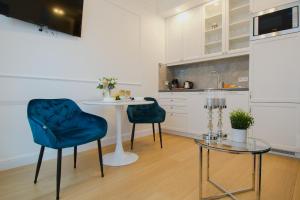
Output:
[
  {"left": 27, "top": 99, "right": 108, "bottom": 200},
  {"left": 127, "top": 97, "right": 166, "bottom": 149}
]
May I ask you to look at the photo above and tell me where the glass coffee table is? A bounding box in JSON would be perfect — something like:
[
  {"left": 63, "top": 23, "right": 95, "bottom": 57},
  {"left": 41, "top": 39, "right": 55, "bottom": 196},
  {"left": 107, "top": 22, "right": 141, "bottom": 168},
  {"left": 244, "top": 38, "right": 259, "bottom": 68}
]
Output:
[{"left": 195, "top": 136, "right": 271, "bottom": 200}]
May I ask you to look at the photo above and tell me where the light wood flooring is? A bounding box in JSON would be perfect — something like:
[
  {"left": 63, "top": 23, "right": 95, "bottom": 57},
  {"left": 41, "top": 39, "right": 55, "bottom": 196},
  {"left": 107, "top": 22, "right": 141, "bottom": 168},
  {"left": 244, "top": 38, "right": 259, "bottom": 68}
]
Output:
[{"left": 0, "top": 134, "right": 300, "bottom": 200}]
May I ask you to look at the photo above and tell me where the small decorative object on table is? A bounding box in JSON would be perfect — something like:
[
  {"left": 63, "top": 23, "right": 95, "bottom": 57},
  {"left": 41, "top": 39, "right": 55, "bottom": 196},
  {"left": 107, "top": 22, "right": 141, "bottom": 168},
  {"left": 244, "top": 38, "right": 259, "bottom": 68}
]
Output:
[
  {"left": 97, "top": 77, "right": 117, "bottom": 102},
  {"left": 230, "top": 109, "right": 254, "bottom": 143},
  {"left": 204, "top": 90, "right": 227, "bottom": 141}
]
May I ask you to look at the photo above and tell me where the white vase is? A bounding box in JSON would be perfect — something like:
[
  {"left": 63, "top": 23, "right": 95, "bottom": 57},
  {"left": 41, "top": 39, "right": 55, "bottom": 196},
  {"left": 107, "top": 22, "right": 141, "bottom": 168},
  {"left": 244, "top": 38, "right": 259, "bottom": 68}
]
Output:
[
  {"left": 103, "top": 89, "right": 114, "bottom": 102},
  {"left": 230, "top": 129, "right": 247, "bottom": 143}
]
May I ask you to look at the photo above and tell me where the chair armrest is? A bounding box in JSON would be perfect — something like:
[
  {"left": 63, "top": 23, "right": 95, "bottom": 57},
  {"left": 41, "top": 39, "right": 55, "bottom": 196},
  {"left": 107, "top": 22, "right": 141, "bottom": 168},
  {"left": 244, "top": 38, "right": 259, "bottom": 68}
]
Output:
[
  {"left": 157, "top": 106, "right": 166, "bottom": 120},
  {"left": 28, "top": 117, "right": 58, "bottom": 147}
]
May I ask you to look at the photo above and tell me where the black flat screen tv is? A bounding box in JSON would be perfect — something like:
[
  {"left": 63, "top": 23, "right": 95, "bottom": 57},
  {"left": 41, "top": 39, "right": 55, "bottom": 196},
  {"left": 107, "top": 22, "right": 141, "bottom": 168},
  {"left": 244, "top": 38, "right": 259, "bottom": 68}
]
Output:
[{"left": 0, "top": 0, "right": 84, "bottom": 37}]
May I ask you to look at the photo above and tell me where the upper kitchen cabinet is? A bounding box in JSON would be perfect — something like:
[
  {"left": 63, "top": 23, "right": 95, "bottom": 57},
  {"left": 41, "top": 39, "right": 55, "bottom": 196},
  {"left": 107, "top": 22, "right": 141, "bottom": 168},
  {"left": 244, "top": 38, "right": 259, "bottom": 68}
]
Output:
[
  {"left": 203, "top": 0, "right": 225, "bottom": 56},
  {"left": 183, "top": 7, "right": 202, "bottom": 61},
  {"left": 227, "top": 0, "right": 250, "bottom": 53},
  {"left": 165, "top": 14, "right": 183, "bottom": 64},
  {"left": 165, "top": 0, "right": 251, "bottom": 65},
  {"left": 165, "top": 7, "right": 202, "bottom": 64}
]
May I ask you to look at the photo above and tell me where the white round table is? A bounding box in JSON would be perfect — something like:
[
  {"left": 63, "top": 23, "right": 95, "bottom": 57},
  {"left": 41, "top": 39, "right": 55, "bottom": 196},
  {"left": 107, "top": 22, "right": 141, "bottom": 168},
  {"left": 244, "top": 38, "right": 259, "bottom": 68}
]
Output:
[{"left": 82, "top": 100, "right": 154, "bottom": 166}]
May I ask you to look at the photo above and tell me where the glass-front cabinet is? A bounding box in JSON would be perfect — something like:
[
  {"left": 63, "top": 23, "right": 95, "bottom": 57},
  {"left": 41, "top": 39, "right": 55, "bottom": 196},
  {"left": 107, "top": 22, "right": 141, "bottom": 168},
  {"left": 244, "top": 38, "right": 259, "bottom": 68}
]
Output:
[
  {"left": 165, "top": 0, "right": 251, "bottom": 64},
  {"left": 227, "top": 0, "right": 250, "bottom": 52},
  {"left": 203, "top": 0, "right": 225, "bottom": 56}
]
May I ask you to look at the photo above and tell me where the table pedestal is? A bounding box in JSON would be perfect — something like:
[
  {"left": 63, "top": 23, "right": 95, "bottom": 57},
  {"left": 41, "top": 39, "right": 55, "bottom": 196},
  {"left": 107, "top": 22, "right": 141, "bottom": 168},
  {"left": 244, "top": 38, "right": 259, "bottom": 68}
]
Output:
[{"left": 103, "top": 105, "right": 139, "bottom": 166}]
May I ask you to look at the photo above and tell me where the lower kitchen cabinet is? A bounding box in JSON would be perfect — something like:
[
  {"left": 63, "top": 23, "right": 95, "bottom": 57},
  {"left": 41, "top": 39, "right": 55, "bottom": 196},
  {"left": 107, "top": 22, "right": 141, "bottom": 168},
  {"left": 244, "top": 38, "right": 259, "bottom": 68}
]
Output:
[
  {"left": 158, "top": 92, "right": 189, "bottom": 132},
  {"left": 187, "top": 92, "right": 207, "bottom": 135},
  {"left": 158, "top": 91, "right": 249, "bottom": 136},
  {"left": 164, "top": 112, "right": 188, "bottom": 132},
  {"left": 251, "top": 103, "right": 300, "bottom": 153}
]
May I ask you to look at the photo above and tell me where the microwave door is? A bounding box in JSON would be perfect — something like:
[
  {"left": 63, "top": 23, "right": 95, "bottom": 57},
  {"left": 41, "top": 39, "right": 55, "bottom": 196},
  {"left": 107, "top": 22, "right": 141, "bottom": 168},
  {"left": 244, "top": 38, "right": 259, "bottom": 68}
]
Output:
[
  {"left": 259, "top": 7, "right": 294, "bottom": 35},
  {"left": 252, "top": 3, "right": 300, "bottom": 40}
]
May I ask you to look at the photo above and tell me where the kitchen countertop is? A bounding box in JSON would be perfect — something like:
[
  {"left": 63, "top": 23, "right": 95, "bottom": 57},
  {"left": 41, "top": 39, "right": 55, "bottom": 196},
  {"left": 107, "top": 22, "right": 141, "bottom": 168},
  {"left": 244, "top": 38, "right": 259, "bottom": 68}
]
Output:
[{"left": 159, "top": 88, "right": 249, "bottom": 92}]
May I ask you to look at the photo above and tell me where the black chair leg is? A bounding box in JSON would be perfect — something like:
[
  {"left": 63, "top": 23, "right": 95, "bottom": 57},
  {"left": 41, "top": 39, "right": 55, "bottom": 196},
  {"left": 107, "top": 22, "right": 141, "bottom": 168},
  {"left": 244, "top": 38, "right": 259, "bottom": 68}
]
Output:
[
  {"left": 152, "top": 123, "right": 156, "bottom": 142},
  {"left": 34, "top": 146, "right": 45, "bottom": 184},
  {"left": 97, "top": 140, "right": 104, "bottom": 177},
  {"left": 131, "top": 123, "right": 136, "bottom": 150},
  {"left": 158, "top": 123, "right": 163, "bottom": 148},
  {"left": 74, "top": 146, "right": 77, "bottom": 169},
  {"left": 56, "top": 149, "right": 62, "bottom": 200}
]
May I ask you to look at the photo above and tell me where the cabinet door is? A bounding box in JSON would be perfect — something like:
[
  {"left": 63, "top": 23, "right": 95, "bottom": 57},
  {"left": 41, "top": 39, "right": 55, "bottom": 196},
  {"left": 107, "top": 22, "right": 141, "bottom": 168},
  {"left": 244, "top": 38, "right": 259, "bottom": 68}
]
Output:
[
  {"left": 227, "top": 0, "right": 250, "bottom": 53},
  {"left": 165, "top": 14, "right": 183, "bottom": 63},
  {"left": 251, "top": 103, "right": 300, "bottom": 152},
  {"left": 183, "top": 7, "right": 202, "bottom": 60},
  {"left": 250, "top": 34, "right": 300, "bottom": 103},
  {"left": 203, "top": 0, "right": 225, "bottom": 56},
  {"left": 165, "top": 112, "right": 188, "bottom": 132},
  {"left": 187, "top": 93, "right": 207, "bottom": 135}
]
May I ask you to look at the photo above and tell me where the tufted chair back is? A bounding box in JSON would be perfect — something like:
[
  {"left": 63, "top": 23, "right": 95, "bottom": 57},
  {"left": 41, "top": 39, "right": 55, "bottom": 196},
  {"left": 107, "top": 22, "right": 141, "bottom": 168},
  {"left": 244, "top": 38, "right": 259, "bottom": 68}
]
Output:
[
  {"left": 127, "top": 97, "right": 166, "bottom": 123},
  {"left": 27, "top": 99, "right": 82, "bottom": 133}
]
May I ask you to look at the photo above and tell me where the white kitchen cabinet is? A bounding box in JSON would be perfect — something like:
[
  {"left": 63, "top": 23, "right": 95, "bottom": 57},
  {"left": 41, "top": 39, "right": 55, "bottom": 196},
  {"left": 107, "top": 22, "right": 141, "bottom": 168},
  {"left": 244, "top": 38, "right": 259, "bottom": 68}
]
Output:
[
  {"left": 183, "top": 6, "right": 202, "bottom": 60},
  {"left": 251, "top": 103, "right": 300, "bottom": 153},
  {"left": 164, "top": 112, "right": 188, "bottom": 132},
  {"left": 203, "top": 0, "right": 225, "bottom": 56},
  {"left": 158, "top": 93, "right": 189, "bottom": 132},
  {"left": 227, "top": 0, "right": 250, "bottom": 53},
  {"left": 165, "top": 14, "right": 183, "bottom": 63},
  {"left": 250, "top": 34, "right": 300, "bottom": 103},
  {"left": 187, "top": 93, "right": 207, "bottom": 135},
  {"left": 165, "top": 7, "right": 202, "bottom": 63},
  {"left": 159, "top": 91, "right": 249, "bottom": 136},
  {"left": 250, "top": 0, "right": 296, "bottom": 13},
  {"left": 165, "top": 0, "right": 250, "bottom": 65}
]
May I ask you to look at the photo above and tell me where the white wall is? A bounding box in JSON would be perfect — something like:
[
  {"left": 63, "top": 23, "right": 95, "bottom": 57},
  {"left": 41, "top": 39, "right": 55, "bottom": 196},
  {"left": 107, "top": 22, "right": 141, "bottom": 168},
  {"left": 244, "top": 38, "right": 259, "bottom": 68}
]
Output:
[{"left": 0, "top": 0, "right": 165, "bottom": 170}]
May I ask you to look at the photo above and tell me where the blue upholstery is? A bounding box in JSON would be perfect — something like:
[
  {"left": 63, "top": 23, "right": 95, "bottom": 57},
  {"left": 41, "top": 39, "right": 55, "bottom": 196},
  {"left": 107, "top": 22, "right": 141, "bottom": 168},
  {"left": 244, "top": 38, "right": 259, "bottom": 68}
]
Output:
[
  {"left": 127, "top": 97, "right": 166, "bottom": 124},
  {"left": 27, "top": 99, "right": 108, "bottom": 149}
]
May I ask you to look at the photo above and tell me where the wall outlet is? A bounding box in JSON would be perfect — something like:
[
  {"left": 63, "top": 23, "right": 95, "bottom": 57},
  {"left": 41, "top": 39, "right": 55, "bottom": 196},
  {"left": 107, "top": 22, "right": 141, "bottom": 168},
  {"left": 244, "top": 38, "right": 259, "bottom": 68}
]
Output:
[{"left": 238, "top": 77, "right": 248, "bottom": 82}]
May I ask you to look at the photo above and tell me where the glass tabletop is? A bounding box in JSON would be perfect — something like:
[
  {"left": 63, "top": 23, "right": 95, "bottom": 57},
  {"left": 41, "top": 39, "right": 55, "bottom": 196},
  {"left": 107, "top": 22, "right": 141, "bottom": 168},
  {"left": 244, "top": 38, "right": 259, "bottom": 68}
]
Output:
[{"left": 195, "top": 136, "right": 271, "bottom": 154}]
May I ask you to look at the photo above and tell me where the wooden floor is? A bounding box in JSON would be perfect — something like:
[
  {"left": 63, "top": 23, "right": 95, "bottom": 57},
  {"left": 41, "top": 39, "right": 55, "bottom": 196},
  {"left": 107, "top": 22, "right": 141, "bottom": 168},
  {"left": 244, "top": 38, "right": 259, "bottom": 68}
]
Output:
[{"left": 1, "top": 134, "right": 300, "bottom": 200}]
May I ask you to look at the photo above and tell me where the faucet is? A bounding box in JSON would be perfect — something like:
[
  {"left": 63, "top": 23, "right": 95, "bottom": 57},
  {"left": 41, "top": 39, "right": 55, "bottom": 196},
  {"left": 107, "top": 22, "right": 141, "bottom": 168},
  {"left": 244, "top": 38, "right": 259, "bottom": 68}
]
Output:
[{"left": 211, "top": 71, "right": 223, "bottom": 89}]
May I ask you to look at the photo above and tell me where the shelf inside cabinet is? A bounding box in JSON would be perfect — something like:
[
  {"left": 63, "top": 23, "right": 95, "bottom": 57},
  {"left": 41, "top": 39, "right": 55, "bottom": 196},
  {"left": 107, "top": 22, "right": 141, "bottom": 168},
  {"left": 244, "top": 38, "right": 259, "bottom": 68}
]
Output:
[
  {"left": 229, "top": 34, "right": 249, "bottom": 41},
  {"left": 205, "top": 27, "right": 222, "bottom": 33},
  {"left": 205, "top": 40, "right": 222, "bottom": 46},
  {"left": 205, "top": 13, "right": 222, "bottom": 20},
  {"left": 230, "top": 4, "right": 250, "bottom": 12},
  {"left": 230, "top": 19, "right": 250, "bottom": 27}
]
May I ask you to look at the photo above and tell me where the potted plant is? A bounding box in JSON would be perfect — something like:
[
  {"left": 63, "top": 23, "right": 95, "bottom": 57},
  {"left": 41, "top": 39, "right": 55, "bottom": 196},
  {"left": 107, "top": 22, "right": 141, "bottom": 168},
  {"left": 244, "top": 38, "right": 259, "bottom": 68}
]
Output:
[
  {"left": 97, "top": 77, "right": 117, "bottom": 102},
  {"left": 229, "top": 109, "right": 254, "bottom": 143}
]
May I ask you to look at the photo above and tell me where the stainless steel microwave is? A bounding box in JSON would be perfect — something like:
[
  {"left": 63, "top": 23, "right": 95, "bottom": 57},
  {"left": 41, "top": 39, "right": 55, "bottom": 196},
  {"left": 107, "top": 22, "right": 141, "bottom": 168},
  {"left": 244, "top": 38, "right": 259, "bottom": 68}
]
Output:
[{"left": 251, "top": 1, "right": 300, "bottom": 40}]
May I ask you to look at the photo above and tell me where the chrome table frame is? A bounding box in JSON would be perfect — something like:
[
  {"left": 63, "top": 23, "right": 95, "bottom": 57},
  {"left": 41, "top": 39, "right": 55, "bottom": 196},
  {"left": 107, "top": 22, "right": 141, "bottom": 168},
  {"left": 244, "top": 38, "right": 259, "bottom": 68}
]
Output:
[{"left": 199, "top": 147, "right": 265, "bottom": 200}]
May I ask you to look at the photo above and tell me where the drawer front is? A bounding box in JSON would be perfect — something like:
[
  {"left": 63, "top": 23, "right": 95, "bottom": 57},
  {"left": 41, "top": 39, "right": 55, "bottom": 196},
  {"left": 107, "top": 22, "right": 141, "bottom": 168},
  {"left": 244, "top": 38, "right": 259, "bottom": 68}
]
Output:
[
  {"left": 162, "top": 105, "right": 188, "bottom": 114},
  {"left": 158, "top": 98, "right": 187, "bottom": 106}
]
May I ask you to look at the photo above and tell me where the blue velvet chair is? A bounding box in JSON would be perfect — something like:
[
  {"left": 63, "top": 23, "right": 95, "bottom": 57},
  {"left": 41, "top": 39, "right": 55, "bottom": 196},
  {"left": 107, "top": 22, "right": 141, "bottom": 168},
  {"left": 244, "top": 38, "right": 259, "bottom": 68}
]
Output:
[
  {"left": 27, "top": 99, "right": 108, "bottom": 200},
  {"left": 127, "top": 97, "right": 166, "bottom": 149}
]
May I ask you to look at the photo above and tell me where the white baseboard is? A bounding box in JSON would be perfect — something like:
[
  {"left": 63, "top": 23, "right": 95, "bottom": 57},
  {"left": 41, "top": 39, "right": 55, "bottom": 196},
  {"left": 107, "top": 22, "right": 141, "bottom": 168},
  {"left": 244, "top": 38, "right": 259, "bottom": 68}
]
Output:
[
  {"left": 0, "top": 129, "right": 152, "bottom": 171},
  {"left": 162, "top": 128, "right": 198, "bottom": 139}
]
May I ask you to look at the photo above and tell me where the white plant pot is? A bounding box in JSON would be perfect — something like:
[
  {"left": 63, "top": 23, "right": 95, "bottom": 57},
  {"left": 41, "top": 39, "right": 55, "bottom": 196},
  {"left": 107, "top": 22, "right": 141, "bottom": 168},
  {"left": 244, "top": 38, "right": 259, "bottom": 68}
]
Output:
[{"left": 230, "top": 129, "right": 247, "bottom": 143}]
